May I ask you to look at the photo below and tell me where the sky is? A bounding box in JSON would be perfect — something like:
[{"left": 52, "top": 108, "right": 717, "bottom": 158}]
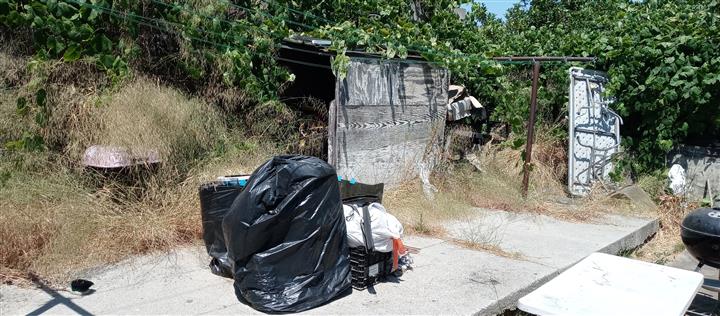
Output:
[{"left": 473, "top": 0, "right": 521, "bottom": 20}]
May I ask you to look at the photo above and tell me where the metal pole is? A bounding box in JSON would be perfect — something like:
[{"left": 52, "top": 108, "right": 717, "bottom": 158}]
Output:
[{"left": 522, "top": 61, "right": 541, "bottom": 197}]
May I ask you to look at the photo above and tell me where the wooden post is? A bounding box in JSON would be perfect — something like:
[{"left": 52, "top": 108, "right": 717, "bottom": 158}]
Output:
[{"left": 522, "top": 61, "right": 541, "bottom": 197}]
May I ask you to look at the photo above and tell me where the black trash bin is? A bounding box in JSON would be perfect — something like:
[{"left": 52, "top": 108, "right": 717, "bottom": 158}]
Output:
[{"left": 198, "top": 177, "right": 247, "bottom": 278}]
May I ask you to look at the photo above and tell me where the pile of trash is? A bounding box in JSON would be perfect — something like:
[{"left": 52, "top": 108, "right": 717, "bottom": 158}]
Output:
[{"left": 198, "top": 155, "right": 411, "bottom": 312}]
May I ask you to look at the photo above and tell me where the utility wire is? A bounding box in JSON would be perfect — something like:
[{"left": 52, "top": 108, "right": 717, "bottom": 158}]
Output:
[
  {"left": 256, "top": 0, "right": 597, "bottom": 65},
  {"left": 216, "top": 0, "right": 320, "bottom": 31},
  {"left": 255, "top": 0, "right": 483, "bottom": 62},
  {"left": 257, "top": 0, "right": 336, "bottom": 25},
  {"left": 91, "top": 0, "right": 459, "bottom": 65},
  {"left": 63, "top": 0, "right": 338, "bottom": 69},
  {"left": 145, "top": 0, "right": 489, "bottom": 64},
  {"left": 65, "top": 0, "right": 236, "bottom": 50},
  {"left": 63, "top": 0, "right": 588, "bottom": 67}
]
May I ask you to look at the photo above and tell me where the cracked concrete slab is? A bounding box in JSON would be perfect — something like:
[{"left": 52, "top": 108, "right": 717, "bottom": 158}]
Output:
[
  {"left": 0, "top": 209, "right": 658, "bottom": 315},
  {"left": 445, "top": 209, "right": 659, "bottom": 269}
]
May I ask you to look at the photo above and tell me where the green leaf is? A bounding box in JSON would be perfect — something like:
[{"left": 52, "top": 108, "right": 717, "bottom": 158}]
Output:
[
  {"left": 23, "top": 133, "right": 45, "bottom": 151},
  {"left": 0, "top": 0, "right": 10, "bottom": 15},
  {"left": 34, "top": 111, "right": 48, "bottom": 127},
  {"left": 63, "top": 45, "right": 81, "bottom": 61},
  {"left": 659, "top": 139, "right": 673, "bottom": 152},
  {"left": 511, "top": 137, "right": 525, "bottom": 150},
  {"left": 98, "top": 54, "right": 116, "bottom": 69},
  {"left": 702, "top": 76, "right": 718, "bottom": 85},
  {"left": 35, "top": 89, "right": 46, "bottom": 107},
  {"left": 57, "top": 1, "right": 74, "bottom": 15},
  {"left": 15, "top": 97, "right": 28, "bottom": 115},
  {"left": 31, "top": 16, "right": 44, "bottom": 28},
  {"left": 669, "top": 78, "right": 683, "bottom": 87},
  {"left": 95, "top": 34, "right": 112, "bottom": 52},
  {"left": 679, "top": 122, "right": 689, "bottom": 133},
  {"left": 88, "top": 8, "right": 100, "bottom": 21},
  {"left": 46, "top": 37, "right": 65, "bottom": 55}
]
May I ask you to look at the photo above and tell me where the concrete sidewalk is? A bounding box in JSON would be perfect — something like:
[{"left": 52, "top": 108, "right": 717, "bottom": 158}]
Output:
[{"left": 0, "top": 209, "right": 658, "bottom": 315}]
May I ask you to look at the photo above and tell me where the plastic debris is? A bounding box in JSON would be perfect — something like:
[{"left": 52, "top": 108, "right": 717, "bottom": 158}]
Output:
[
  {"left": 668, "top": 164, "right": 687, "bottom": 195},
  {"left": 392, "top": 238, "right": 413, "bottom": 276},
  {"left": 343, "top": 202, "right": 403, "bottom": 252},
  {"left": 81, "top": 145, "right": 160, "bottom": 168},
  {"left": 418, "top": 161, "right": 438, "bottom": 200},
  {"left": 222, "top": 155, "right": 350, "bottom": 313},
  {"left": 446, "top": 85, "right": 485, "bottom": 121},
  {"left": 70, "top": 279, "right": 94, "bottom": 293}
]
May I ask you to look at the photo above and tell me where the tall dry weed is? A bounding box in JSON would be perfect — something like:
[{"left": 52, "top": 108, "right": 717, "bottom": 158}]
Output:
[
  {"left": 384, "top": 131, "right": 651, "bottom": 238},
  {"left": 632, "top": 195, "right": 696, "bottom": 264},
  {"left": 0, "top": 74, "right": 277, "bottom": 283}
]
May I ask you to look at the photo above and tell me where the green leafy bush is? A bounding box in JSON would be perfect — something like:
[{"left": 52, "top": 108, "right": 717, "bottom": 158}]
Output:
[
  {"left": 475, "top": 0, "right": 720, "bottom": 173},
  {"left": 599, "top": 1, "right": 720, "bottom": 172},
  {"left": 3, "top": 0, "right": 719, "bottom": 175}
]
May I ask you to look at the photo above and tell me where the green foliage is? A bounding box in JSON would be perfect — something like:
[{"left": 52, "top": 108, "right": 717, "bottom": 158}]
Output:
[
  {"left": 0, "top": 0, "right": 128, "bottom": 76},
  {"left": 5, "top": 131, "right": 45, "bottom": 151},
  {"left": 3, "top": 0, "right": 719, "bottom": 175},
  {"left": 5, "top": 88, "right": 49, "bottom": 151},
  {"left": 597, "top": 1, "right": 720, "bottom": 172},
  {"left": 0, "top": 0, "right": 292, "bottom": 100},
  {"left": 476, "top": 0, "right": 720, "bottom": 174},
  {"left": 1, "top": 0, "right": 497, "bottom": 98}
]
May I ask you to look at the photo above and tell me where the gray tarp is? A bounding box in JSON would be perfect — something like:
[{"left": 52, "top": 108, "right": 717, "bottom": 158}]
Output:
[{"left": 328, "top": 58, "right": 449, "bottom": 186}]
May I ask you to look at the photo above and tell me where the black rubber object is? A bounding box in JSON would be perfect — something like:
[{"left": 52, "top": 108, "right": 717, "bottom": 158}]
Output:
[{"left": 681, "top": 207, "right": 720, "bottom": 269}]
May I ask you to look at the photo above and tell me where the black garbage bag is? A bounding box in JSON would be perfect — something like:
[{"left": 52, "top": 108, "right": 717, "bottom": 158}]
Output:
[
  {"left": 222, "top": 155, "right": 351, "bottom": 313},
  {"left": 199, "top": 183, "right": 243, "bottom": 278}
]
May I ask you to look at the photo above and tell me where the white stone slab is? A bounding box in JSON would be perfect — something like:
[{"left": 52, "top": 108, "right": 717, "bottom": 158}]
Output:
[{"left": 518, "top": 252, "right": 704, "bottom": 316}]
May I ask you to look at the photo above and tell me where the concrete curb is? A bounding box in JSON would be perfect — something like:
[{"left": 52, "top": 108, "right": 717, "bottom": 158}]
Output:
[{"left": 476, "top": 218, "right": 660, "bottom": 315}]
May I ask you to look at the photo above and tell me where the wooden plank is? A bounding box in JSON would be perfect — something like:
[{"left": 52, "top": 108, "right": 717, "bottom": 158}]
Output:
[{"left": 328, "top": 99, "right": 337, "bottom": 166}]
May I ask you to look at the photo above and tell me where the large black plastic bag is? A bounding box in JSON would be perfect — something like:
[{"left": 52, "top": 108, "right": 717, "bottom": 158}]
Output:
[
  {"left": 199, "top": 183, "right": 243, "bottom": 278},
  {"left": 222, "top": 155, "right": 351, "bottom": 313}
]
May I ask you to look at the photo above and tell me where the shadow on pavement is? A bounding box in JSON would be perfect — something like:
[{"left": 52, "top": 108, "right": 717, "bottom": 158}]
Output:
[
  {"left": 686, "top": 292, "right": 719, "bottom": 316},
  {"left": 26, "top": 273, "right": 94, "bottom": 316}
]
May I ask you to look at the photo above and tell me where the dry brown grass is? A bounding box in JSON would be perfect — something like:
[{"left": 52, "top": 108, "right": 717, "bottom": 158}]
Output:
[
  {"left": 81, "top": 79, "right": 227, "bottom": 164},
  {"left": 383, "top": 178, "right": 473, "bottom": 237},
  {"left": 0, "top": 151, "right": 273, "bottom": 285},
  {"left": 632, "top": 195, "right": 696, "bottom": 264},
  {"left": 0, "top": 69, "right": 277, "bottom": 283},
  {"left": 451, "top": 239, "right": 524, "bottom": 260},
  {"left": 0, "top": 163, "right": 207, "bottom": 281},
  {"left": 0, "top": 49, "right": 27, "bottom": 89},
  {"left": 384, "top": 133, "right": 654, "bottom": 255},
  {"left": 0, "top": 50, "right": 30, "bottom": 144}
]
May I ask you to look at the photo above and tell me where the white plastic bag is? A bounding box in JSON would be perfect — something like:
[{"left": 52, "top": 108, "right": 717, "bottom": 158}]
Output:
[
  {"left": 343, "top": 202, "right": 403, "bottom": 252},
  {"left": 668, "top": 164, "right": 686, "bottom": 195},
  {"left": 343, "top": 204, "right": 365, "bottom": 248}
]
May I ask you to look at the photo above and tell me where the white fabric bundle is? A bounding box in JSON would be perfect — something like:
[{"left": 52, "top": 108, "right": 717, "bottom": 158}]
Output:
[{"left": 343, "top": 202, "right": 403, "bottom": 252}]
